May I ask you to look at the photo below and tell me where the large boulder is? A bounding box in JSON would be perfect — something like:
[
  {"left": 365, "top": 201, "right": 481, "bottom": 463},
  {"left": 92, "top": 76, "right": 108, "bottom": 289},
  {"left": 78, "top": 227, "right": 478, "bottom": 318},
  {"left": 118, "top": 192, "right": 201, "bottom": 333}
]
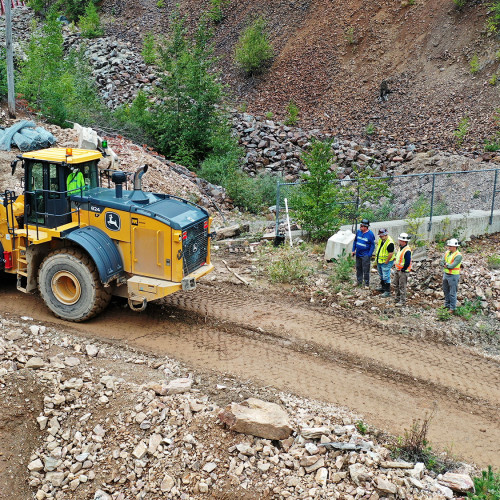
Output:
[{"left": 219, "top": 398, "right": 293, "bottom": 440}]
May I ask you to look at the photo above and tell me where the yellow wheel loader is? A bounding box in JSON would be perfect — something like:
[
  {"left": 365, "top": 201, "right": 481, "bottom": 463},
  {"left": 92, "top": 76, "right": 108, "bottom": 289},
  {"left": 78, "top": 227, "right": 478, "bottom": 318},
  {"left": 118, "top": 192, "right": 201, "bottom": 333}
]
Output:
[{"left": 0, "top": 147, "right": 215, "bottom": 321}]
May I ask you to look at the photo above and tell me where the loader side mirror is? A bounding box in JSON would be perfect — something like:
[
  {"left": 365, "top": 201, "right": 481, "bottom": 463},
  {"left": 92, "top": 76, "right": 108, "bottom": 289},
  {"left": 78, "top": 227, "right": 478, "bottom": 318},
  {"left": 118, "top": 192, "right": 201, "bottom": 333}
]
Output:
[{"left": 11, "top": 160, "right": 18, "bottom": 175}]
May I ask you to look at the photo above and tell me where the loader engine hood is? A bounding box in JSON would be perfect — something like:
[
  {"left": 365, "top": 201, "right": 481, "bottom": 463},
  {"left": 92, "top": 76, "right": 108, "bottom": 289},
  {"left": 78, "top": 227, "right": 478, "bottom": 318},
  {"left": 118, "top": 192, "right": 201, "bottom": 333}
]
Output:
[
  {"left": 73, "top": 188, "right": 211, "bottom": 275},
  {"left": 74, "top": 187, "right": 209, "bottom": 230}
]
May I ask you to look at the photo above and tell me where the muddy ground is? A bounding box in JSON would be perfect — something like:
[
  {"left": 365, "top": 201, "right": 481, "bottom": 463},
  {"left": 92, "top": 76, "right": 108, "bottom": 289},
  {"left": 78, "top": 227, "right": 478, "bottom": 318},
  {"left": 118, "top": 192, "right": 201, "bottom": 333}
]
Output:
[{"left": 1, "top": 238, "right": 499, "bottom": 477}]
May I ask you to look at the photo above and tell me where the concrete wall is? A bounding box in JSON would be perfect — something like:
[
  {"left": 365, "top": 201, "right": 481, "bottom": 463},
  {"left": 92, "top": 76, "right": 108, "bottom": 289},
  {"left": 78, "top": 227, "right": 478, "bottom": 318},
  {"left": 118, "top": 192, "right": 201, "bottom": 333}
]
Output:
[{"left": 340, "top": 209, "right": 500, "bottom": 244}]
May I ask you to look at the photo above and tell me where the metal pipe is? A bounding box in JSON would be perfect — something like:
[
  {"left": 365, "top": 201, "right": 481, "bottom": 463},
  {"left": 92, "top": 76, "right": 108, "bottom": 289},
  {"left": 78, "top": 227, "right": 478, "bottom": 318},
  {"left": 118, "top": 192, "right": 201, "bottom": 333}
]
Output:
[
  {"left": 428, "top": 173, "right": 436, "bottom": 232},
  {"left": 490, "top": 169, "right": 498, "bottom": 225},
  {"left": 133, "top": 165, "right": 149, "bottom": 190},
  {"left": 275, "top": 180, "right": 281, "bottom": 237}
]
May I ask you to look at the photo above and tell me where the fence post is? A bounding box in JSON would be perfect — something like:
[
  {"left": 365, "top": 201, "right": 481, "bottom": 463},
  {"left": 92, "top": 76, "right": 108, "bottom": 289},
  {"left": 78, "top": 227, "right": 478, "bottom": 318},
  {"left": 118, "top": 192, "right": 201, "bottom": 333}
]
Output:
[
  {"left": 275, "top": 180, "right": 281, "bottom": 237},
  {"left": 428, "top": 173, "right": 436, "bottom": 232},
  {"left": 490, "top": 169, "right": 498, "bottom": 226}
]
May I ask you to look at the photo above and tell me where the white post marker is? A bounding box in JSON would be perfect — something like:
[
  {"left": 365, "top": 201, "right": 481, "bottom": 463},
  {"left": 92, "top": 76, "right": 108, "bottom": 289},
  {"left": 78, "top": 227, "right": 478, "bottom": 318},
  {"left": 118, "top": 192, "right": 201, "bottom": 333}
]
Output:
[{"left": 284, "top": 198, "right": 293, "bottom": 248}]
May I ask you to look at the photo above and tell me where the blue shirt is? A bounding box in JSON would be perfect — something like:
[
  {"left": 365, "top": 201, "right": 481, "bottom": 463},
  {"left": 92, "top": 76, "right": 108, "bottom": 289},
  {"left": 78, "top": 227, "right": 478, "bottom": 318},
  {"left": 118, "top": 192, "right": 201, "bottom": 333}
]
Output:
[{"left": 352, "top": 229, "right": 375, "bottom": 257}]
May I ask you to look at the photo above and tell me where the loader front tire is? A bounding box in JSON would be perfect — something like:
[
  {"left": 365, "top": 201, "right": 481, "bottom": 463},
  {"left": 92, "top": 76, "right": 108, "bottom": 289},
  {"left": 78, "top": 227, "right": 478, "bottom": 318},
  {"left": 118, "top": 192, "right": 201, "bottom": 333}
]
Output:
[{"left": 38, "top": 248, "right": 112, "bottom": 322}]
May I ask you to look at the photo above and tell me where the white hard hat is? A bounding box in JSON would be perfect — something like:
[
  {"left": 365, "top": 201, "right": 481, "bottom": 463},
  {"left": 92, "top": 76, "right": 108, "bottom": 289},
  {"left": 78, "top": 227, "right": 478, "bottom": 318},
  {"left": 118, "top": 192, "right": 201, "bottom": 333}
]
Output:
[
  {"left": 398, "top": 233, "right": 411, "bottom": 241},
  {"left": 446, "top": 238, "right": 460, "bottom": 247}
]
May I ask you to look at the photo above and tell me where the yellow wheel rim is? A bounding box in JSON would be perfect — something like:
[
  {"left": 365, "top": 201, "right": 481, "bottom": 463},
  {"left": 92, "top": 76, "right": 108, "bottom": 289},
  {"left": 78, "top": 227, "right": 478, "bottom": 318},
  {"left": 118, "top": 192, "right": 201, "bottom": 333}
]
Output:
[{"left": 51, "top": 271, "right": 81, "bottom": 305}]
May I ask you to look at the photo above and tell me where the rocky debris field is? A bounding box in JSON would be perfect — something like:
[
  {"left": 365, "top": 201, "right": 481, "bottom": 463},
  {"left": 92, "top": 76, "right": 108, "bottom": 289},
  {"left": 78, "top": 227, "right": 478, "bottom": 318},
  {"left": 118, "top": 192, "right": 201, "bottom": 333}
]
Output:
[
  {"left": 0, "top": 313, "right": 480, "bottom": 500},
  {"left": 235, "top": 112, "right": 500, "bottom": 183}
]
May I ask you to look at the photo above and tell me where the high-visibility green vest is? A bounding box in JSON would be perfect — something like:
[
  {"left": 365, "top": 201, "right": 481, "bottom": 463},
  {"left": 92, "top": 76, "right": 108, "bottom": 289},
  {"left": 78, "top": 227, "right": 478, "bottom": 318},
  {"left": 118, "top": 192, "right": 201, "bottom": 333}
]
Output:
[
  {"left": 67, "top": 170, "right": 85, "bottom": 195},
  {"left": 444, "top": 250, "right": 462, "bottom": 275},
  {"left": 375, "top": 236, "right": 395, "bottom": 263}
]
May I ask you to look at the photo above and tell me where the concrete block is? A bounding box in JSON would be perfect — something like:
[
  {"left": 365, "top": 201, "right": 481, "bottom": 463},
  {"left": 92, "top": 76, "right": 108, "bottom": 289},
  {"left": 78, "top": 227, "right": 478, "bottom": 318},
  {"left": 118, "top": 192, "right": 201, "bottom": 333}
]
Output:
[{"left": 325, "top": 230, "right": 355, "bottom": 260}]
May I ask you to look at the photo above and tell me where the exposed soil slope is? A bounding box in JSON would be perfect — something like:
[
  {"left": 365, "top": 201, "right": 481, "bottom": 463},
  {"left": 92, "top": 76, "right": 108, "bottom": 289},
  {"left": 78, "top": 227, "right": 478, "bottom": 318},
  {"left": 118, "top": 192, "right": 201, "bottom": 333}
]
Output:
[{"left": 101, "top": 0, "right": 500, "bottom": 150}]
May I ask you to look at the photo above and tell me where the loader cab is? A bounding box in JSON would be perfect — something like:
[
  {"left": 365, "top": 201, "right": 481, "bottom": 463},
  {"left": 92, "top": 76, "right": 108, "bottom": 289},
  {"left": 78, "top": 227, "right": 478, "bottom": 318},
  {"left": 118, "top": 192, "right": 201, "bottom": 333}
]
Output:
[{"left": 21, "top": 148, "right": 102, "bottom": 229}]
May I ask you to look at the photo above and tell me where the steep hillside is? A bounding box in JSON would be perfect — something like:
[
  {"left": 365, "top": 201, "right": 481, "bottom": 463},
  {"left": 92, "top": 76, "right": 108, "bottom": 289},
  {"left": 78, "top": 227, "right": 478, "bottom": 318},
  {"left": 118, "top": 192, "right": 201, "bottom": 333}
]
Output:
[{"left": 101, "top": 0, "right": 499, "bottom": 150}]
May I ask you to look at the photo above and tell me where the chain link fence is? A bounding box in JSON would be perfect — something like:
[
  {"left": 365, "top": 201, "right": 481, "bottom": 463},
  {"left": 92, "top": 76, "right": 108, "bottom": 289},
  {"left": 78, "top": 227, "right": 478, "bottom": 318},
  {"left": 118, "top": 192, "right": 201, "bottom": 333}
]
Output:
[{"left": 275, "top": 168, "right": 500, "bottom": 239}]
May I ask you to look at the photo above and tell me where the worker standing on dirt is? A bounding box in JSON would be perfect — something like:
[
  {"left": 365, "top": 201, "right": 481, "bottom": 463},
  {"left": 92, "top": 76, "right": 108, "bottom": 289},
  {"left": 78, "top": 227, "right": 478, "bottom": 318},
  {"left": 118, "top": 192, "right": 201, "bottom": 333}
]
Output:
[
  {"left": 393, "top": 233, "right": 412, "bottom": 307},
  {"left": 441, "top": 238, "right": 462, "bottom": 313},
  {"left": 351, "top": 219, "right": 375, "bottom": 288},
  {"left": 374, "top": 228, "right": 395, "bottom": 297}
]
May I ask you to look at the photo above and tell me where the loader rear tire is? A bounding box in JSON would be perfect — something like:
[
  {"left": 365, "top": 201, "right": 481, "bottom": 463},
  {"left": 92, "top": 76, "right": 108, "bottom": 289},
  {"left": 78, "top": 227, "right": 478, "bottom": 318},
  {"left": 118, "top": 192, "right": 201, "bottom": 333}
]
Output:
[{"left": 38, "top": 248, "right": 112, "bottom": 322}]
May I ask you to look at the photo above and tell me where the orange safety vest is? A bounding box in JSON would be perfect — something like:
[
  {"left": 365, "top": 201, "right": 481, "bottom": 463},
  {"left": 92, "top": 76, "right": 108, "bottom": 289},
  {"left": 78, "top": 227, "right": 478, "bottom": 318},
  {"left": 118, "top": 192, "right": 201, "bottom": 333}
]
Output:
[
  {"left": 395, "top": 245, "right": 412, "bottom": 272},
  {"left": 444, "top": 250, "right": 462, "bottom": 275}
]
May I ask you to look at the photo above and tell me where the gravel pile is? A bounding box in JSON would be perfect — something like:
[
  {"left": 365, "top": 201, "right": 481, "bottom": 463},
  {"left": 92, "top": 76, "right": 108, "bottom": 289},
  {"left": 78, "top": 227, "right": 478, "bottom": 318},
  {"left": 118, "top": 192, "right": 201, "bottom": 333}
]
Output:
[{"left": 0, "top": 315, "right": 479, "bottom": 499}]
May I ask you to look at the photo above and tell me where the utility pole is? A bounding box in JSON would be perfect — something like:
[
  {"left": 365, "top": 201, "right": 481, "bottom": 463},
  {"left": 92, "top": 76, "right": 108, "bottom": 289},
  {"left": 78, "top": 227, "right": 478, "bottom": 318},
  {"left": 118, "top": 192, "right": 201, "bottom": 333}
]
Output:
[{"left": 5, "top": 0, "right": 16, "bottom": 118}]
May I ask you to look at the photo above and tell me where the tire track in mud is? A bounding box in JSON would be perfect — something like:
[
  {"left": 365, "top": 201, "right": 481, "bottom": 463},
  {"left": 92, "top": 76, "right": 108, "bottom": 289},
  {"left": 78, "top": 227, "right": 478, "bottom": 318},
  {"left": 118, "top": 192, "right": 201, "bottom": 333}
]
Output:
[
  {"left": 164, "top": 284, "right": 500, "bottom": 409},
  {"left": 1, "top": 281, "right": 499, "bottom": 467}
]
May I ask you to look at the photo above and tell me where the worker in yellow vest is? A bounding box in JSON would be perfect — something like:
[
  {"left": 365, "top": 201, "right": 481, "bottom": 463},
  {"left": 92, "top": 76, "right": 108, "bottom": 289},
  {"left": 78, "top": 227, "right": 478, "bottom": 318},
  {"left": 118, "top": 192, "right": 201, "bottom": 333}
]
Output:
[
  {"left": 67, "top": 167, "right": 85, "bottom": 195},
  {"left": 374, "top": 228, "right": 395, "bottom": 297},
  {"left": 441, "top": 238, "right": 462, "bottom": 312},
  {"left": 393, "top": 233, "right": 412, "bottom": 307}
]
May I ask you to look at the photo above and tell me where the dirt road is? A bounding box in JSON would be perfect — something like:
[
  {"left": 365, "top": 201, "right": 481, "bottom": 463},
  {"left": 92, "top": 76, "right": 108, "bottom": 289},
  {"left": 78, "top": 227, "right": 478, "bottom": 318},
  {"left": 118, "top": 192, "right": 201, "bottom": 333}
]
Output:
[{"left": 1, "top": 277, "right": 499, "bottom": 468}]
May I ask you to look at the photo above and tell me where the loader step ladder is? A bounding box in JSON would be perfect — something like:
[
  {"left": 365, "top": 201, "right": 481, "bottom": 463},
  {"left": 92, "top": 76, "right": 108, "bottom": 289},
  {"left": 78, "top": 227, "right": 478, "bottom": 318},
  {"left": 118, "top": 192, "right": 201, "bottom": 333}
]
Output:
[
  {"left": 13, "top": 229, "right": 50, "bottom": 293},
  {"left": 16, "top": 243, "right": 28, "bottom": 292}
]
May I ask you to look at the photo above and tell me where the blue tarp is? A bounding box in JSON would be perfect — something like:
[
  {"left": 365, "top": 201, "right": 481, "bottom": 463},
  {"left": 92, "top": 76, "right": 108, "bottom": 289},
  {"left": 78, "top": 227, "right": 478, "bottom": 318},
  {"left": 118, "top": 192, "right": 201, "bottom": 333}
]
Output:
[{"left": 0, "top": 121, "right": 56, "bottom": 152}]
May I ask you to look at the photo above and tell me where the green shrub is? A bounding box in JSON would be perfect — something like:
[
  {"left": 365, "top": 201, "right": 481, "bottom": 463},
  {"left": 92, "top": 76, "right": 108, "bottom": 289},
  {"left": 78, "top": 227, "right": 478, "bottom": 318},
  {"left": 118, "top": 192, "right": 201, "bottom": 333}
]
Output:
[
  {"left": 487, "top": 255, "right": 500, "bottom": 269},
  {"left": 225, "top": 171, "right": 277, "bottom": 214},
  {"left": 267, "top": 247, "right": 311, "bottom": 283},
  {"left": 78, "top": 1, "right": 103, "bottom": 38},
  {"left": 28, "top": 0, "right": 96, "bottom": 21},
  {"left": 470, "top": 54, "right": 480, "bottom": 74},
  {"left": 207, "top": 0, "right": 230, "bottom": 23},
  {"left": 490, "top": 73, "right": 498, "bottom": 86},
  {"left": 436, "top": 306, "right": 452, "bottom": 321},
  {"left": 453, "top": 0, "right": 468, "bottom": 9},
  {"left": 142, "top": 32, "right": 157, "bottom": 65},
  {"left": 355, "top": 420, "right": 368, "bottom": 435},
  {"left": 391, "top": 413, "right": 448, "bottom": 473},
  {"left": 485, "top": 136, "right": 500, "bottom": 152},
  {"left": 292, "top": 140, "right": 340, "bottom": 240},
  {"left": 454, "top": 116, "right": 470, "bottom": 146},
  {"left": 0, "top": 47, "right": 7, "bottom": 98},
  {"left": 455, "top": 298, "right": 483, "bottom": 320},
  {"left": 284, "top": 100, "right": 299, "bottom": 126},
  {"left": 467, "top": 466, "right": 500, "bottom": 499},
  {"left": 404, "top": 195, "right": 429, "bottom": 247},
  {"left": 330, "top": 252, "right": 355, "bottom": 284},
  {"left": 235, "top": 17, "right": 273, "bottom": 75},
  {"left": 365, "top": 122, "right": 376, "bottom": 135},
  {"left": 344, "top": 26, "right": 357, "bottom": 45},
  {"left": 487, "top": 1, "right": 500, "bottom": 33}
]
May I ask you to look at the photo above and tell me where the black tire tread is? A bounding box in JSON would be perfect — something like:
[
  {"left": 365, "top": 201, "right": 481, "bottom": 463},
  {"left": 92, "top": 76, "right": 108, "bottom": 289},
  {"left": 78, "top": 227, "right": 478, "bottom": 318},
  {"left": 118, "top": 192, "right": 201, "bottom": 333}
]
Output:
[{"left": 38, "top": 247, "right": 112, "bottom": 322}]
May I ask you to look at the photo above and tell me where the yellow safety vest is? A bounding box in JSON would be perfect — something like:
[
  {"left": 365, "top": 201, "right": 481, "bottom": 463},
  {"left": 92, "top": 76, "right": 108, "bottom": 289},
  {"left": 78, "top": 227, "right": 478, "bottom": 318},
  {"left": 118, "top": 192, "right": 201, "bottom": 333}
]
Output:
[
  {"left": 375, "top": 236, "right": 396, "bottom": 263},
  {"left": 444, "top": 250, "right": 462, "bottom": 275},
  {"left": 67, "top": 171, "right": 85, "bottom": 195},
  {"left": 395, "top": 245, "right": 412, "bottom": 272}
]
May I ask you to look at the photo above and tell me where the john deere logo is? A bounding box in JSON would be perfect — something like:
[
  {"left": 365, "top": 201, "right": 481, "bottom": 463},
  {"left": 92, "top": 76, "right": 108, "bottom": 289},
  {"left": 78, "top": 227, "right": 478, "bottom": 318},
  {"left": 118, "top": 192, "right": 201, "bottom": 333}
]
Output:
[{"left": 105, "top": 212, "right": 121, "bottom": 231}]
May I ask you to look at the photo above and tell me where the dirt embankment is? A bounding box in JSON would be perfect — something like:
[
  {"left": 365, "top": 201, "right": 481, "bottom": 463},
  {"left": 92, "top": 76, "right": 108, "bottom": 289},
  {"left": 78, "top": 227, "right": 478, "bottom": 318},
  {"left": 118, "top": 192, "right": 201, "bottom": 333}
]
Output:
[{"left": 101, "top": 0, "right": 500, "bottom": 150}]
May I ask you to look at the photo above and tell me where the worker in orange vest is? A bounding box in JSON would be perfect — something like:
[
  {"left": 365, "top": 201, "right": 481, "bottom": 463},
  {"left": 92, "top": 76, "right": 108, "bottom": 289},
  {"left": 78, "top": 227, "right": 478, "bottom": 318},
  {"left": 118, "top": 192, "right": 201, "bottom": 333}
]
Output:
[
  {"left": 441, "top": 238, "right": 462, "bottom": 313},
  {"left": 393, "top": 233, "right": 412, "bottom": 307}
]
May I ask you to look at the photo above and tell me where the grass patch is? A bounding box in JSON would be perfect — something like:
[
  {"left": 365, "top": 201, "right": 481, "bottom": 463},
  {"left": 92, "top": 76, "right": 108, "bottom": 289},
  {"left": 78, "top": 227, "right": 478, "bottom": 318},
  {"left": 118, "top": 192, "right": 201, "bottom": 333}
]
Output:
[
  {"left": 266, "top": 246, "right": 312, "bottom": 284},
  {"left": 330, "top": 252, "right": 355, "bottom": 286},
  {"left": 487, "top": 255, "right": 500, "bottom": 269},
  {"left": 391, "top": 412, "right": 450, "bottom": 473},
  {"left": 436, "top": 306, "right": 452, "bottom": 322}
]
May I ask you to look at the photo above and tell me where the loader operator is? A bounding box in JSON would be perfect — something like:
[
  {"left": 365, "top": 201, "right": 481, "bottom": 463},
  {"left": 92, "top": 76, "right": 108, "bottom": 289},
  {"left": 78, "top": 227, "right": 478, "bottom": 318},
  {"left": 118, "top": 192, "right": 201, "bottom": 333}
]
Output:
[{"left": 67, "top": 167, "right": 85, "bottom": 195}]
